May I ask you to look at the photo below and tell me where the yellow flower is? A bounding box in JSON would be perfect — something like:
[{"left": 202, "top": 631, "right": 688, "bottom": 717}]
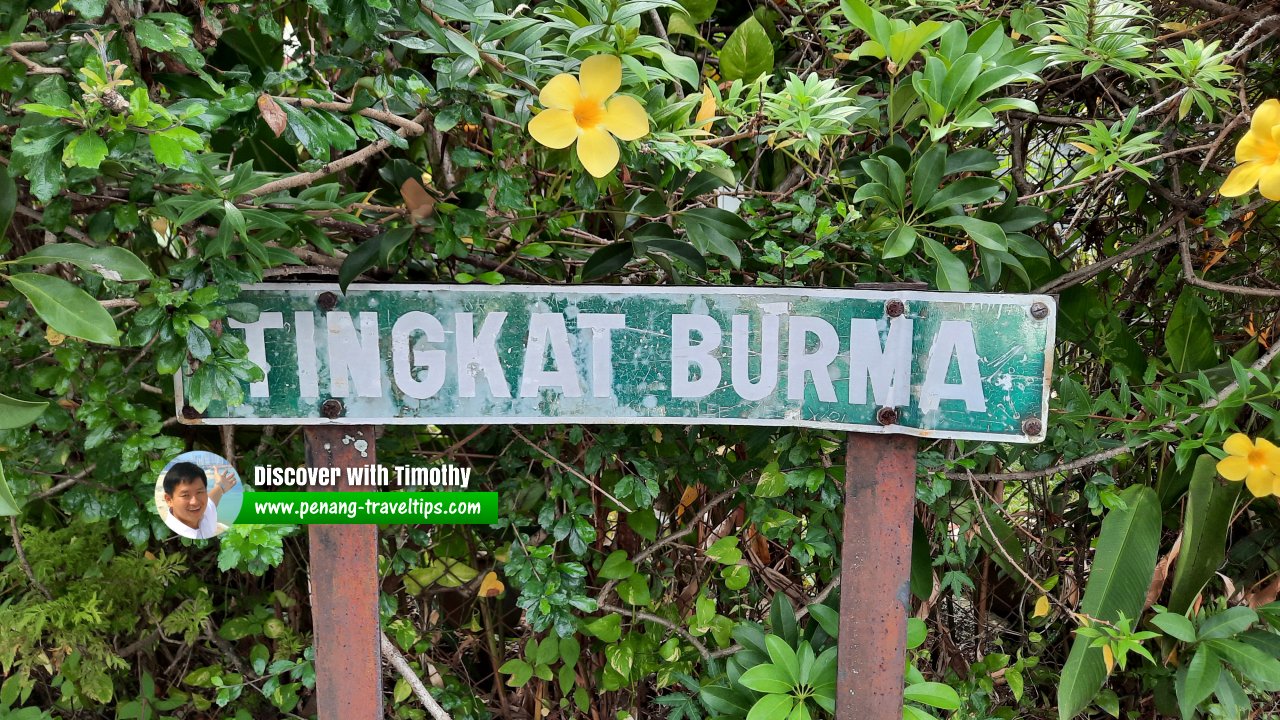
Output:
[
  {"left": 527, "top": 55, "right": 649, "bottom": 178},
  {"left": 1216, "top": 433, "right": 1280, "bottom": 498},
  {"left": 1220, "top": 99, "right": 1280, "bottom": 201}
]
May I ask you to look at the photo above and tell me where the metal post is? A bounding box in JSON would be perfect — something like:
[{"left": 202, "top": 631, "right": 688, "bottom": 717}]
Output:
[
  {"left": 305, "top": 425, "right": 383, "bottom": 718},
  {"left": 837, "top": 433, "right": 917, "bottom": 720}
]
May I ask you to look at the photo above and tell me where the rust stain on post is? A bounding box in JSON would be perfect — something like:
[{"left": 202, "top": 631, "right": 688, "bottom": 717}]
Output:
[
  {"left": 305, "top": 426, "right": 382, "bottom": 719},
  {"left": 838, "top": 433, "right": 917, "bottom": 720}
]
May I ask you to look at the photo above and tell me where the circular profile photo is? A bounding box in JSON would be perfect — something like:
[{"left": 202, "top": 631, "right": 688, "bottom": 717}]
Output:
[{"left": 154, "top": 451, "right": 244, "bottom": 540}]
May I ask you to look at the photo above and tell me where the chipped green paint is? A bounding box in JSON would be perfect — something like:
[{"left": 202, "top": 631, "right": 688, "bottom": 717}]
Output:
[{"left": 176, "top": 284, "right": 1055, "bottom": 442}]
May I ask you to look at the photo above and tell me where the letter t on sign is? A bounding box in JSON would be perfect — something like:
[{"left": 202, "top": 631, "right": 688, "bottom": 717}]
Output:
[{"left": 304, "top": 425, "right": 383, "bottom": 718}]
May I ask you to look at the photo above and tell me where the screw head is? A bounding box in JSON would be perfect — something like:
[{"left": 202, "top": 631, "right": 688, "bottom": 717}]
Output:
[
  {"left": 1022, "top": 418, "right": 1044, "bottom": 436},
  {"left": 885, "top": 299, "right": 905, "bottom": 318},
  {"left": 321, "top": 398, "right": 345, "bottom": 419},
  {"left": 1030, "top": 302, "right": 1049, "bottom": 320},
  {"left": 876, "top": 406, "right": 898, "bottom": 425},
  {"left": 181, "top": 404, "right": 202, "bottom": 420},
  {"left": 317, "top": 291, "right": 339, "bottom": 310}
]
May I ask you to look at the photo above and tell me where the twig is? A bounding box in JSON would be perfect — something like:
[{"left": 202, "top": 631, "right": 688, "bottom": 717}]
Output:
[
  {"left": 596, "top": 485, "right": 741, "bottom": 604},
  {"left": 272, "top": 96, "right": 426, "bottom": 134},
  {"left": 9, "top": 517, "right": 54, "bottom": 600},
  {"left": 32, "top": 463, "right": 98, "bottom": 500},
  {"left": 381, "top": 632, "right": 452, "bottom": 720},
  {"left": 1179, "top": 223, "right": 1280, "bottom": 297},
  {"left": 243, "top": 109, "right": 431, "bottom": 199},
  {"left": 600, "top": 602, "right": 711, "bottom": 661},
  {"left": 510, "top": 428, "right": 632, "bottom": 512},
  {"left": 5, "top": 47, "right": 65, "bottom": 75}
]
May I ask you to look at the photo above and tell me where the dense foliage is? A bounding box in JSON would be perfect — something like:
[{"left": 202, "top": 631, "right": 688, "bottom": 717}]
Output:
[{"left": 1, "top": 0, "right": 1279, "bottom": 718}]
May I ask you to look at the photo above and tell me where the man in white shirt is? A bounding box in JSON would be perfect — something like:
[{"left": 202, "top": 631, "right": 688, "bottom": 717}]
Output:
[{"left": 162, "top": 461, "right": 237, "bottom": 539}]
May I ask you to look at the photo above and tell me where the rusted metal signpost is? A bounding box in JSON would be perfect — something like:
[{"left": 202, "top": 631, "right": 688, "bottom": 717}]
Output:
[
  {"left": 179, "top": 284, "right": 1054, "bottom": 719},
  {"left": 304, "top": 425, "right": 383, "bottom": 717}
]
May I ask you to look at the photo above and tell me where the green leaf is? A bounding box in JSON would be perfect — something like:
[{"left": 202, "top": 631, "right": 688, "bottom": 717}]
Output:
[
  {"left": 0, "top": 165, "right": 16, "bottom": 241},
  {"left": 599, "top": 550, "right": 636, "bottom": 580},
  {"left": 1168, "top": 455, "right": 1239, "bottom": 613},
  {"left": 808, "top": 604, "right": 841, "bottom": 638},
  {"left": 755, "top": 461, "right": 787, "bottom": 498},
  {"left": 923, "top": 177, "right": 1001, "bottom": 214},
  {"left": 906, "top": 617, "right": 927, "bottom": 649},
  {"left": 1165, "top": 289, "right": 1217, "bottom": 373},
  {"left": 920, "top": 237, "right": 969, "bottom": 290},
  {"left": 911, "top": 144, "right": 947, "bottom": 209},
  {"left": 719, "top": 17, "right": 774, "bottom": 82},
  {"left": 338, "top": 227, "right": 414, "bottom": 292},
  {"left": 680, "top": 207, "right": 749, "bottom": 267},
  {"left": 63, "top": 132, "right": 108, "bottom": 169},
  {"left": 1057, "top": 486, "right": 1161, "bottom": 720},
  {"left": 1150, "top": 613, "right": 1196, "bottom": 643},
  {"left": 498, "top": 658, "right": 533, "bottom": 687},
  {"left": 1198, "top": 606, "right": 1258, "bottom": 640},
  {"left": 8, "top": 272, "right": 120, "bottom": 345},
  {"left": 17, "top": 243, "right": 152, "bottom": 281},
  {"left": 150, "top": 132, "right": 186, "bottom": 168},
  {"left": 679, "top": 0, "right": 717, "bottom": 22},
  {"left": 0, "top": 393, "right": 49, "bottom": 429},
  {"left": 931, "top": 215, "right": 1007, "bottom": 251},
  {"left": 1177, "top": 647, "right": 1220, "bottom": 718},
  {"left": 738, "top": 664, "right": 794, "bottom": 694},
  {"left": 883, "top": 223, "right": 918, "bottom": 259},
  {"left": 584, "top": 613, "right": 621, "bottom": 642},
  {"left": 0, "top": 459, "right": 20, "bottom": 516},
  {"left": 764, "top": 635, "right": 799, "bottom": 684},
  {"left": 581, "top": 241, "right": 635, "bottom": 281},
  {"left": 904, "top": 682, "right": 961, "bottom": 710}
]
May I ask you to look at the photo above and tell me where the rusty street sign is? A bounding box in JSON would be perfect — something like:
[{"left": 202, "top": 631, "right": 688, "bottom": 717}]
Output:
[{"left": 177, "top": 284, "right": 1055, "bottom": 441}]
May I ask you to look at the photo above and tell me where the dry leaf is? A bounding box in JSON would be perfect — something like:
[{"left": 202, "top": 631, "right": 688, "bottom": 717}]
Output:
[
  {"left": 478, "top": 571, "right": 505, "bottom": 598},
  {"left": 400, "top": 177, "right": 436, "bottom": 221},
  {"left": 1102, "top": 644, "right": 1115, "bottom": 673},
  {"left": 257, "top": 94, "right": 288, "bottom": 138},
  {"left": 46, "top": 327, "right": 66, "bottom": 346},
  {"left": 675, "top": 485, "right": 700, "bottom": 519},
  {"left": 1032, "top": 595, "right": 1051, "bottom": 618}
]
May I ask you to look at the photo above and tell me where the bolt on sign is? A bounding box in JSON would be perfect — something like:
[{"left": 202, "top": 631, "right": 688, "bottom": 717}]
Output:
[{"left": 176, "top": 284, "right": 1055, "bottom": 441}]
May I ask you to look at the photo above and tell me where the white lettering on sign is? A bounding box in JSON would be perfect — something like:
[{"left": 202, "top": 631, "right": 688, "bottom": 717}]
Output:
[
  {"left": 920, "top": 320, "right": 987, "bottom": 413},
  {"left": 223, "top": 308, "right": 995, "bottom": 420},
  {"left": 228, "top": 312, "right": 283, "bottom": 398},
  {"left": 327, "top": 312, "right": 382, "bottom": 398},
  {"left": 295, "top": 311, "right": 319, "bottom": 398},
  {"left": 577, "top": 313, "right": 626, "bottom": 398},
  {"left": 392, "top": 312, "right": 446, "bottom": 400},
  {"left": 671, "top": 314, "right": 722, "bottom": 398},
  {"left": 520, "top": 312, "right": 581, "bottom": 397},
  {"left": 730, "top": 309, "right": 781, "bottom": 401},
  {"left": 456, "top": 312, "right": 510, "bottom": 398},
  {"left": 849, "top": 318, "right": 913, "bottom": 407},
  {"left": 787, "top": 316, "right": 838, "bottom": 402}
]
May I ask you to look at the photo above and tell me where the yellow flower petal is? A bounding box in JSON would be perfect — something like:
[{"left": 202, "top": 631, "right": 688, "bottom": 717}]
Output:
[
  {"left": 540, "top": 73, "right": 581, "bottom": 111},
  {"left": 528, "top": 109, "right": 579, "bottom": 149},
  {"left": 577, "top": 126, "right": 619, "bottom": 178},
  {"left": 1250, "top": 99, "right": 1280, "bottom": 136},
  {"left": 1220, "top": 161, "right": 1263, "bottom": 197},
  {"left": 579, "top": 55, "right": 621, "bottom": 103},
  {"left": 1260, "top": 163, "right": 1280, "bottom": 201},
  {"left": 602, "top": 95, "right": 649, "bottom": 141},
  {"left": 1223, "top": 433, "right": 1254, "bottom": 457},
  {"left": 1234, "top": 130, "right": 1276, "bottom": 163},
  {"left": 1245, "top": 467, "right": 1275, "bottom": 498},
  {"left": 1218, "top": 455, "right": 1250, "bottom": 481}
]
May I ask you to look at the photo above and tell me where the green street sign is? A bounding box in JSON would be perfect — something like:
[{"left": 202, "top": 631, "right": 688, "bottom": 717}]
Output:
[{"left": 176, "top": 284, "right": 1055, "bottom": 442}]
